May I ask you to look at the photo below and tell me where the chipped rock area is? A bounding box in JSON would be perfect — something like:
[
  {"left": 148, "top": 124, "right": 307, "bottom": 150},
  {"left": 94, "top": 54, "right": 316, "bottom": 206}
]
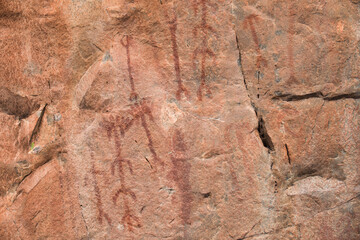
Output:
[{"left": 0, "top": 0, "right": 359, "bottom": 239}]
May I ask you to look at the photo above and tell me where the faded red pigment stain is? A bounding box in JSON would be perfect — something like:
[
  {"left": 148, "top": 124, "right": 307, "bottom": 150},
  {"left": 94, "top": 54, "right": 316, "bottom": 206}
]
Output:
[
  {"left": 112, "top": 125, "right": 140, "bottom": 230},
  {"left": 102, "top": 117, "right": 141, "bottom": 231},
  {"left": 336, "top": 213, "right": 358, "bottom": 240},
  {"left": 243, "top": 14, "right": 267, "bottom": 69},
  {"left": 243, "top": 14, "right": 268, "bottom": 98},
  {"left": 319, "top": 217, "right": 337, "bottom": 240},
  {"left": 224, "top": 125, "right": 242, "bottom": 197},
  {"left": 103, "top": 100, "right": 162, "bottom": 167},
  {"left": 121, "top": 36, "right": 162, "bottom": 166},
  {"left": 224, "top": 124, "right": 256, "bottom": 200},
  {"left": 91, "top": 160, "right": 112, "bottom": 226},
  {"left": 121, "top": 35, "right": 138, "bottom": 101},
  {"left": 235, "top": 128, "right": 257, "bottom": 187},
  {"left": 287, "top": 2, "right": 298, "bottom": 84},
  {"left": 119, "top": 35, "right": 162, "bottom": 166},
  {"left": 96, "top": 35, "right": 164, "bottom": 231},
  {"left": 165, "top": 8, "right": 189, "bottom": 100},
  {"left": 227, "top": 159, "right": 242, "bottom": 198},
  {"left": 193, "top": 0, "right": 216, "bottom": 101},
  {"left": 58, "top": 165, "right": 81, "bottom": 235},
  {"left": 169, "top": 130, "right": 192, "bottom": 228}
]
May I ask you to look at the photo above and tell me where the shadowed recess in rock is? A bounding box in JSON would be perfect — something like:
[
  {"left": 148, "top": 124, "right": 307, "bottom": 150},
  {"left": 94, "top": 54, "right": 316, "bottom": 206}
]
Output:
[{"left": 0, "top": 87, "right": 39, "bottom": 119}]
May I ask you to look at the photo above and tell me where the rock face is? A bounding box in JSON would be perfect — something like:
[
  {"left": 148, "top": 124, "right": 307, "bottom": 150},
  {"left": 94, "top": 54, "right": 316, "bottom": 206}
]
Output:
[{"left": 0, "top": 0, "right": 359, "bottom": 239}]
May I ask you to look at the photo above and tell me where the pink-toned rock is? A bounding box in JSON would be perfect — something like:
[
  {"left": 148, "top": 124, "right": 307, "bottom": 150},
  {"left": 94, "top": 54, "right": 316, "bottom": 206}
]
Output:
[{"left": 0, "top": 0, "right": 359, "bottom": 239}]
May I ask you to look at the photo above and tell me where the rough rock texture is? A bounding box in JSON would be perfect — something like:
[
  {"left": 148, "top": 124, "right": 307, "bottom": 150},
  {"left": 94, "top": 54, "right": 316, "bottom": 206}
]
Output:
[{"left": 0, "top": 0, "right": 359, "bottom": 239}]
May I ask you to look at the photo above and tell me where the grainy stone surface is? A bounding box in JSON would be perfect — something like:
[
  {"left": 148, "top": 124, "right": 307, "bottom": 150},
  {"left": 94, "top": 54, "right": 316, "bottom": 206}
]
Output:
[{"left": 0, "top": 0, "right": 359, "bottom": 239}]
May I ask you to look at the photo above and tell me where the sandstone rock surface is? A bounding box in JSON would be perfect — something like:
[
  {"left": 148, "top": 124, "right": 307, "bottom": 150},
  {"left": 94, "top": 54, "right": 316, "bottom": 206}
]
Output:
[{"left": 0, "top": 0, "right": 359, "bottom": 239}]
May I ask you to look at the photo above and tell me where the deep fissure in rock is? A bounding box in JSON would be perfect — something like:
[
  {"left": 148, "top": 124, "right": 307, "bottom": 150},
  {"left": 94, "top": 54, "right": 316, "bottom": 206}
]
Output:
[
  {"left": 257, "top": 116, "right": 275, "bottom": 151},
  {"left": 285, "top": 144, "right": 291, "bottom": 164},
  {"left": 273, "top": 91, "right": 360, "bottom": 102}
]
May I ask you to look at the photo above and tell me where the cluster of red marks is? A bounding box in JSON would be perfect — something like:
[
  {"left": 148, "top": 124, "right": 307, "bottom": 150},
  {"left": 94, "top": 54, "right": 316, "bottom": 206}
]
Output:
[
  {"left": 120, "top": 36, "right": 162, "bottom": 166},
  {"left": 94, "top": 36, "right": 164, "bottom": 231},
  {"left": 243, "top": 14, "right": 267, "bottom": 69},
  {"left": 166, "top": 8, "right": 189, "bottom": 100},
  {"left": 103, "top": 100, "right": 162, "bottom": 167},
  {"left": 101, "top": 115, "right": 141, "bottom": 231},
  {"left": 111, "top": 128, "right": 141, "bottom": 231},
  {"left": 101, "top": 100, "right": 162, "bottom": 231},
  {"left": 227, "top": 160, "right": 241, "bottom": 196},
  {"left": 287, "top": 2, "right": 298, "bottom": 84},
  {"left": 224, "top": 124, "right": 258, "bottom": 200},
  {"left": 121, "top": 35, "right": 139, "bottom": 101},
  {"left": 91, "top": 159, "right": 112, "bottom": 226},
  {"left": 192, "top": 0, "right": 216, "bottom": 101},
  {"left": 169, "top": 130, "right": 192, "bottom": 226}
]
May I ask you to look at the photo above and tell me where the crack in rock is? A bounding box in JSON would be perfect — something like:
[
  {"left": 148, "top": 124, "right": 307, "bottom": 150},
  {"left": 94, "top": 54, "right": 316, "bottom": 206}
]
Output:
[{"left": 272, "top": 91, "right": 360, "bottom": 101}]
